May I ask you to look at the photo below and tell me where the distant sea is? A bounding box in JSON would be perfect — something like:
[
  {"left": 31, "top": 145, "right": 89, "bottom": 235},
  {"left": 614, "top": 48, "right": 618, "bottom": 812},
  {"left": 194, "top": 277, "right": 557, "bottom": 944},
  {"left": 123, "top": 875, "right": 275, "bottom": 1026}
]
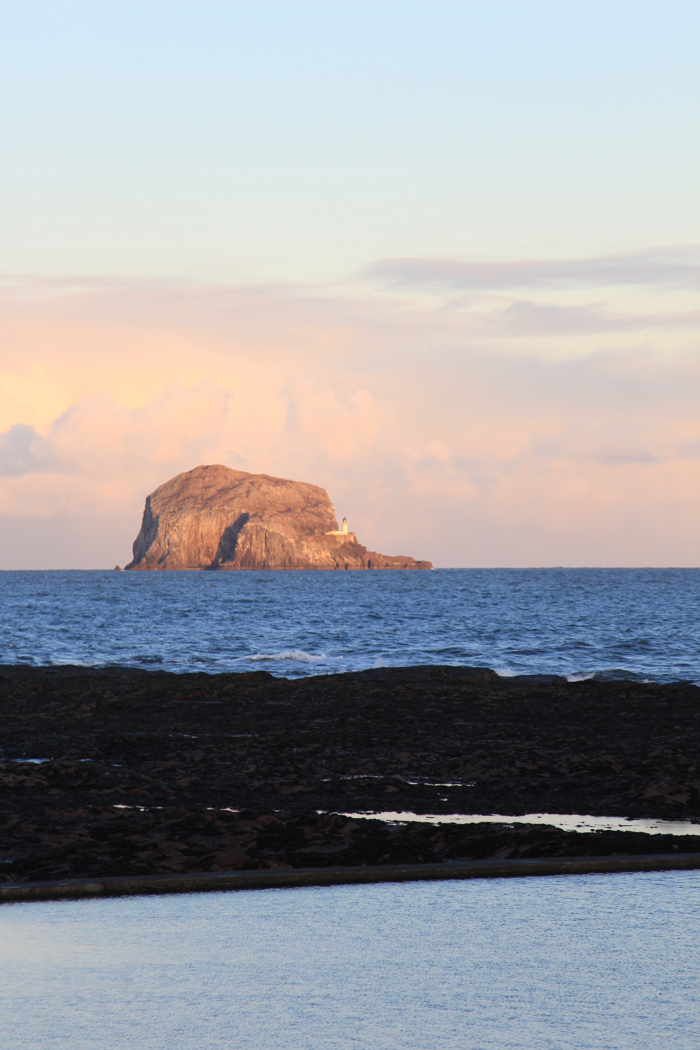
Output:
[{"left": 1, "top": 567, "right": 698, "bottom": 683}]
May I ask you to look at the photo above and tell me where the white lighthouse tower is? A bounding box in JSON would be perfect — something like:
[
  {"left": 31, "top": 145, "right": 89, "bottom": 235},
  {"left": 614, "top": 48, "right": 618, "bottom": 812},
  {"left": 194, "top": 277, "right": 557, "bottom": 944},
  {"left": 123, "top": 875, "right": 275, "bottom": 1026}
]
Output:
[{"left": 326, "top": 515, "right": 356, "bottom": 544}]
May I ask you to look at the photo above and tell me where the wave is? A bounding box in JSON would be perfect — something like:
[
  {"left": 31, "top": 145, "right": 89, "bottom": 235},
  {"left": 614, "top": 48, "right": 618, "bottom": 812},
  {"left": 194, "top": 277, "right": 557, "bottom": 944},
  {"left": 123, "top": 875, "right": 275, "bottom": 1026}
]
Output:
[
  {"left": 245, "top": 650, "right": 339, "bottom": 665},
  {"left": 566, "top": 669, "right": 654, "bottom": 683}
]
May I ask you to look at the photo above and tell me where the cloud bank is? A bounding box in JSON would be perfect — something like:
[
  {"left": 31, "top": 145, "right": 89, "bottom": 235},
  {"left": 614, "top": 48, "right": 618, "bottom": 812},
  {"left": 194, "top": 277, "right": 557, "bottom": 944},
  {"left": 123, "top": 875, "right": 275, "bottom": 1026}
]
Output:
[
  {"left": 363, "top": 245, "right": 700, "bottom": 292},
  {"left": 1, "top": 248, "right": 698, "bottom": 568}
]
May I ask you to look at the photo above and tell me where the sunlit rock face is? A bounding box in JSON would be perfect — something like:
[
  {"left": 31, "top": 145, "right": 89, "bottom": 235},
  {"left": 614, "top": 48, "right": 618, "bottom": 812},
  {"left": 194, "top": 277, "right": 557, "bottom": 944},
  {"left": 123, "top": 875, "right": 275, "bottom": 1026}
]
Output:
[{"left": 126, "top": 464, "right": 432, "bottom": 571}]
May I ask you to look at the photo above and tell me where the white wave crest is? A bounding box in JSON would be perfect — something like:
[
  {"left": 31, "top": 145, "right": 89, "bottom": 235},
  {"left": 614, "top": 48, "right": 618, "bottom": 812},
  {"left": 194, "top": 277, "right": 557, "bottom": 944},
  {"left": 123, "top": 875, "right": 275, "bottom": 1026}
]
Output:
[{"left": 246, "top": 650, "right": 333, "bottom": 664}]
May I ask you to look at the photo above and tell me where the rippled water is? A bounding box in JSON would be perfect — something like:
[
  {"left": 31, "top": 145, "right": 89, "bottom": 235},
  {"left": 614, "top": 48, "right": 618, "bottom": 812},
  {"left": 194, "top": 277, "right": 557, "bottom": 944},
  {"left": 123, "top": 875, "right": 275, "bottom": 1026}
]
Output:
[
  {"left": 0, "top": 568, "right": 698, "bottom": 681},
  {"left": 1, "top": 872, "right": 699, "bottom": 1050}
]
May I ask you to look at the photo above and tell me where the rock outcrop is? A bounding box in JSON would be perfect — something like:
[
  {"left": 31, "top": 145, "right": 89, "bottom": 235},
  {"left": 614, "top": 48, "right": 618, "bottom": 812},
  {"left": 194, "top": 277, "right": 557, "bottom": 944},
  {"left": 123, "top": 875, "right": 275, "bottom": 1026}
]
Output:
[{"left": 125, "top": 465, "right": 432, "bottom": 571}]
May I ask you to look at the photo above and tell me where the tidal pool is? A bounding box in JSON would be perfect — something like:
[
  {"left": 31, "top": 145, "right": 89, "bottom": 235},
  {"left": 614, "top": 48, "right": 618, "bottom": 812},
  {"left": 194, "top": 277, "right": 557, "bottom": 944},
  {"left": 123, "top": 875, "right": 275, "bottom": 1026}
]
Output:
[
  {"left": 336, "top": 811, "right": 700, "bottom": 835},
  {"left": 1, "top": 870, "right": 698, "bottom": 1049}
]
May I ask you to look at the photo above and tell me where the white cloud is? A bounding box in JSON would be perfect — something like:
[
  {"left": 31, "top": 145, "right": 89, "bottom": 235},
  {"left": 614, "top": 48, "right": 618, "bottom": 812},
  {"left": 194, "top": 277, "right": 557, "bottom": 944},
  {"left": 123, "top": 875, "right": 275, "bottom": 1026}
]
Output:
[{"left": 0, "top": 383, "right": 229, "bottom": 480}]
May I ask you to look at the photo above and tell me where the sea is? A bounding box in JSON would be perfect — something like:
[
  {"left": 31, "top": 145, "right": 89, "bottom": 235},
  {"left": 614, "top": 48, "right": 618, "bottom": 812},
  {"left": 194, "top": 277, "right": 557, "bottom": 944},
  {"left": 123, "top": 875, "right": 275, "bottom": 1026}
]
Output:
[
  {"left": 1, "top": 566, "right": 699, "bottom": 683},
  {"left": 2, "top": 567, "right": 699, "bottom": 1049}
]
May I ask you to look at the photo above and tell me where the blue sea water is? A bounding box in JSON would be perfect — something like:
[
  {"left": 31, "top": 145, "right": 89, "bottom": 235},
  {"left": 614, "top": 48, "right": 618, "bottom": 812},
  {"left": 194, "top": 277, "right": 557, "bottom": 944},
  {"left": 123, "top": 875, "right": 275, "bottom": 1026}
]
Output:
[
  {"left": 1, "top": 872, "right": 699, "bottom": 1050},
  {"left": 0, "top": 567, "right": 698, "bottom": 682}
]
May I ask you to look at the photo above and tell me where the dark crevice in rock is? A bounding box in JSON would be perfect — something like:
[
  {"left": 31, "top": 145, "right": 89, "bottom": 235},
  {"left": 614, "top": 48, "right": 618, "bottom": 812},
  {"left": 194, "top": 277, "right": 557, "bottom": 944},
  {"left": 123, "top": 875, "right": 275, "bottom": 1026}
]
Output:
[{"left": 211, "top": 512, "right": 250, "bottom": 568}]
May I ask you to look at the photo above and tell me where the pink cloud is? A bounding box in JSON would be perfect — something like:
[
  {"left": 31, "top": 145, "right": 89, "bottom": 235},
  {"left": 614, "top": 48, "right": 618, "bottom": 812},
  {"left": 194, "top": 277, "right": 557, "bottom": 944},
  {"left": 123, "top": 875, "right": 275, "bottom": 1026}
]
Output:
[{"left": 0, "top": 264, "right": 698, "bottom": 567}]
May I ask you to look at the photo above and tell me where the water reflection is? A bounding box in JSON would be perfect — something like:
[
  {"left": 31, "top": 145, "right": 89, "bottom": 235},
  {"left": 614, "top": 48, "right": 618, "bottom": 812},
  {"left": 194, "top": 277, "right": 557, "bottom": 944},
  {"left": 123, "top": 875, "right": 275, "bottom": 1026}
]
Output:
[{"left": 334, "top": 811, "right": 700, "bottom": 836}]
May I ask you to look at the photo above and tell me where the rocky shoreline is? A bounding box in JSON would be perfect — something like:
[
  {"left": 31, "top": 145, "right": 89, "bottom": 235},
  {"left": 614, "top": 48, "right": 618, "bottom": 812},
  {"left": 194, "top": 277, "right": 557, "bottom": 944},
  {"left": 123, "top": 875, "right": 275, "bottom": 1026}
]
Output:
[{"left": 1, "top": 664, "right": 699, "bottom": 883}]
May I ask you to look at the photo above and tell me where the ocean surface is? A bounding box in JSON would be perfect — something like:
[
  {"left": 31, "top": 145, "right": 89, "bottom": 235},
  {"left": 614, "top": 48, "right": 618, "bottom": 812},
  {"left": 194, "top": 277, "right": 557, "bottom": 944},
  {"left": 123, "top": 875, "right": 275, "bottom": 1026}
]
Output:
[
  {"left": 1, "top": 567, "right": 698, "bottom": 683},
  {"left": 2, "top": 872, "right": 699, "bottom": 1050}
]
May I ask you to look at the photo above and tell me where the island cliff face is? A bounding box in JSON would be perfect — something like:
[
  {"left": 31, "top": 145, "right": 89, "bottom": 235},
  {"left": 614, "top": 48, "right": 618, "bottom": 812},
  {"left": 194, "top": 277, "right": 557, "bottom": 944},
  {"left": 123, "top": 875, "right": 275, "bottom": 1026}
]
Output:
[{"left": 126, "top": 465, "right": 432, "bottom": 571}]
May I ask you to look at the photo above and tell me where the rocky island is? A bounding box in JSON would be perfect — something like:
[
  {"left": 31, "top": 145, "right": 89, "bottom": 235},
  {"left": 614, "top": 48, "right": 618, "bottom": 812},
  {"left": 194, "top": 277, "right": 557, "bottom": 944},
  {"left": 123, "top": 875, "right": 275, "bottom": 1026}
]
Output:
[{"left": 126, "top": 464, "right": 432, "bottom": 571}]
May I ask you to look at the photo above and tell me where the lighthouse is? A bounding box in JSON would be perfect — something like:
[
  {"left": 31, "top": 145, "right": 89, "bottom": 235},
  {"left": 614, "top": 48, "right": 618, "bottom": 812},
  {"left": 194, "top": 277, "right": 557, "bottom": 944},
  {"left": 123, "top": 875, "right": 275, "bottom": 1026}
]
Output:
[{"left": 326, "top": 516, "right": 357, "bottom": 544}]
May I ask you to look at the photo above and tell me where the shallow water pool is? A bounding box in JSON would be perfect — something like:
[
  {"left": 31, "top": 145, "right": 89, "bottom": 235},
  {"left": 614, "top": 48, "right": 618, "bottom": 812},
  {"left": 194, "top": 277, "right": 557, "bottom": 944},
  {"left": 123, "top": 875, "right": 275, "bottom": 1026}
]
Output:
[{"left": 1, "top": 870, "right": 698, "bottom": 1049}]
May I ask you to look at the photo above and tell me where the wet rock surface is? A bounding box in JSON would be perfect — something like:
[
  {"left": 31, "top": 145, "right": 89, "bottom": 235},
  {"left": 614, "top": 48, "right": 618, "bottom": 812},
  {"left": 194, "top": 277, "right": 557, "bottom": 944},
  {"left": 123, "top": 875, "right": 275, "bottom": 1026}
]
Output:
[{"left": 1, "top": 664, "right": 699, "bottom": 882}]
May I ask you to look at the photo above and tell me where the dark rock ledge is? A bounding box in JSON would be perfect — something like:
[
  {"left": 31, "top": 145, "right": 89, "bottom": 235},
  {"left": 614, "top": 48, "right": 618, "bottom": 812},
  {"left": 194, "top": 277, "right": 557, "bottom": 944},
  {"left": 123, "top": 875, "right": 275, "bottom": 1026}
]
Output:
[{"left": 1, "top": 664, "right": 699, "bottom": 883}]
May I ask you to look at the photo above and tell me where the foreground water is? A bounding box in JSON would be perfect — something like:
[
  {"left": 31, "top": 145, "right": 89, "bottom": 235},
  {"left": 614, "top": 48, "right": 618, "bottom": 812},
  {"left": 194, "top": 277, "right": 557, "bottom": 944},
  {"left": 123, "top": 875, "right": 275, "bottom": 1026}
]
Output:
[
  {"left": 1, "top": 568, "right": 699, "bottom": 682},
  {"left": 1, "top": 872, "right": 698, "bottom": 1050}
]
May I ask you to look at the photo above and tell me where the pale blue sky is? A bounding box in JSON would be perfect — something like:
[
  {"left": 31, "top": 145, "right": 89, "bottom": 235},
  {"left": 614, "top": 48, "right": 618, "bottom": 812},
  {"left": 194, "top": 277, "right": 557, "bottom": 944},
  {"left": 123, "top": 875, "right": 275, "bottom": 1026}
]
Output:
[{"left": 1, "top": 0, "right": 698, "bottom": 281}]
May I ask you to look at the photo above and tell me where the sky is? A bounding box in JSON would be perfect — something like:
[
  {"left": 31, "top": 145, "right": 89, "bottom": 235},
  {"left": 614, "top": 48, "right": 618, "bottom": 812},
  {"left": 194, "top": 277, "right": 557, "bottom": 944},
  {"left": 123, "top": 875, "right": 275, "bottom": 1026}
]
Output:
[{"left": 0, "top": 0, "right": 699, "bottom": 568}]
